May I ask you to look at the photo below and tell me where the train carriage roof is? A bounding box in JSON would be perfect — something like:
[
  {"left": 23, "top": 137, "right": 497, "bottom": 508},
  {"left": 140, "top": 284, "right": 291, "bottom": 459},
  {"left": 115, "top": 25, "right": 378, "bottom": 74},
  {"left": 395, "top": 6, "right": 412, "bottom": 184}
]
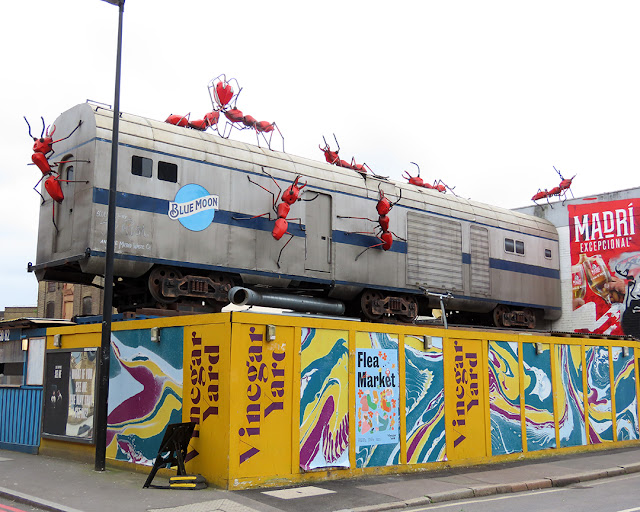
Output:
[{"left": 78, "top": 103, "right": 557, "bottom": 240}]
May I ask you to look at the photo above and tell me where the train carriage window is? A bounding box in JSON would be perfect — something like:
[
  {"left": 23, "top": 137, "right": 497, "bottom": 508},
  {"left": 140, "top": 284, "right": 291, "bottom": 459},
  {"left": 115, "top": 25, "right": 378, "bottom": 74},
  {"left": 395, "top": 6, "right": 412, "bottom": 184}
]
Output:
[
  {"left": 158, "top": 161, "right": 178, "bottom": 183},
  {"left": 545, "top": 248, "right": 552, "bottom": 259},
  {"left": 504, "top": 238, "right": 515, "bottom": 253},
  {"left": 132, "top": 155, "right": 152, "bottom": 178},
  {"left": 504, "top": 238, "right": 525, "bottom": 255}
]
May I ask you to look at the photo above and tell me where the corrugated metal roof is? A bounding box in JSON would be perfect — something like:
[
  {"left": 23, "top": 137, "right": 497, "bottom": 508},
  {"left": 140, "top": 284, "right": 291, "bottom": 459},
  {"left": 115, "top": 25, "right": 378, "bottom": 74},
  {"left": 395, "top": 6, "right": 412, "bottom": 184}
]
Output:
[{"left": 0, "top": 318, "right": 76, "bottom": 329}]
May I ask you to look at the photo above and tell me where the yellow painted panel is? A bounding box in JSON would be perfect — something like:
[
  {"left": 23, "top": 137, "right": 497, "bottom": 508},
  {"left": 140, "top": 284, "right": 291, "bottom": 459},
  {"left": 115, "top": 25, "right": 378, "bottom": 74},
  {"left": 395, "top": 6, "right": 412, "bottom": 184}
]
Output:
[
  {"left": 229, "top": 322, "right": 294, "bottom": 479},
  {"left": 444, "top": 338, "right": 487, "bottom": 460},
  {"left": 182, "top": 322, "right": 231, "bottom": 487}
]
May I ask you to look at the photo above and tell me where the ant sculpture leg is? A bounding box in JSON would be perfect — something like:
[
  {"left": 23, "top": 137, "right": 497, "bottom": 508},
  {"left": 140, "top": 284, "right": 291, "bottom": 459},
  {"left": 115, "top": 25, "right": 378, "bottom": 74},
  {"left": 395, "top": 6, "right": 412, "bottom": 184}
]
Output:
[
  {"left": 255, "top": 121, "right": 285, "bottom": 152},
  {"left": 231, "top": 175, "right": 280, "bottom": 221},
  {"left": 351, "top": 159, "right": 388, "bottom": 180},
  {"left": 337, "top": 215, "right": 377, "bottom": 222},
  {"left": 43, "top": 119, "right": 83, "bottom": 160},
  {"left": 274, "top": 216, "right": 307, "bottom": 269},
  {"left": 47, "top": 177, "right": 88, "bottom": 233},
  {"left": 355, "top": 234, "right": 387, "bottom": 261},
  {"left": 51, "top": 202, "right": 58, "bottom": 233},
  {"left": 33, "top": 174, "right": 48, "bottom": 204},
  {"left": 561, "top": 187, "right": 575, "bottom": 206},
  {"left": 337, "top": 220, "right": 384, "bottom": 261},
  {"left": 276, "top": 233, "right": 294, "bottom": 269},
  {"left": 221, "top": 109, "right": 248, "bottom": 139}
]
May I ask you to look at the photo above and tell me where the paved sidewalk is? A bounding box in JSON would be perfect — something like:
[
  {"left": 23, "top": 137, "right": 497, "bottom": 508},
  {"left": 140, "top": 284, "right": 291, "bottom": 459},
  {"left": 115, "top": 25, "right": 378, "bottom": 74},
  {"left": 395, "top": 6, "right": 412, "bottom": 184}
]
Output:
[{"left": 2, "top": 446, "right": 640, "bottom": 512}]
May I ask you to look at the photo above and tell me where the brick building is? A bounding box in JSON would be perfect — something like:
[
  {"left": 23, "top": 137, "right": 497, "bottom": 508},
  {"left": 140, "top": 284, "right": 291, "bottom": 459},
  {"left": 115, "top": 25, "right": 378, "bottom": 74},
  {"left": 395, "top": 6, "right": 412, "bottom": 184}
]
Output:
[
  {"left": 37, "top": 279, "right": 105, "bottom": 320},
  {"left": 0, "top": 306, "right": 38, "bottom": 321}
]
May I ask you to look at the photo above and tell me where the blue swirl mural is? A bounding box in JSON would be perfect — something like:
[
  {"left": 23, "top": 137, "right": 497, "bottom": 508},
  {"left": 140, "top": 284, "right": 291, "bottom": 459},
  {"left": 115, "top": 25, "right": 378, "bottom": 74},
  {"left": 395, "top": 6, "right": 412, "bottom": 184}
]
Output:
[
  {"left": 522, "top": 343, "right": 556, "bottom": 451},
  {"left": 488, "top": 341, "right": 522, "bottom": 455},
  {"left": 556, "top": 345, "right": 586, "bottom": 448},
  {"left": 612, "top": 347, "right": 639, "bottom": 441},
  {"left": 404, "top": 335, "right": 446, "bottom": 464},
  {"left": 586, "top": 346, "right": 613, "bottom": 443}
]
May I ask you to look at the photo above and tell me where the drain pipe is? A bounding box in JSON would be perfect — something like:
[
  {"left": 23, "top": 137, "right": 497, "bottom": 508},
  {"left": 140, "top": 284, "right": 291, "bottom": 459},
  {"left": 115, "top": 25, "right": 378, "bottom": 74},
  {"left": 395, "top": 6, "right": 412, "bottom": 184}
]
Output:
[{"left": 228, "top": 287, "right": 346, "bottom": 316}]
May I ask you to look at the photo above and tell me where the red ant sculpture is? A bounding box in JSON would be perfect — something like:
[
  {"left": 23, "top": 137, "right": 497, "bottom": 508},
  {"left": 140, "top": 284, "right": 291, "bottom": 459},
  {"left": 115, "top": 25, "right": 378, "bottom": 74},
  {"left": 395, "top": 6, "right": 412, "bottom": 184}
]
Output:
[
  {"left": 402, "top": 162, "right": 454, "bottom": 194},
  {"left": 25, "top": 116, "right": 82, "bottom": 177},
  {"left": 219, "top": 108, "right": 284, "bottom": 152},
  {"left": 339, "top": 186, "right": 404, "bottom": 260},
  {"left": 233, "top": 169, "right": 317, "bottom": 268},
  {"left": 319, "top": 134, "right": 385, "bottom": 179},
  {"left": 206, "top": 74, "right": 284, "bottom": 151},
  {"left": 208, "top": 74, "right": 242, "bottom": 111},
  {"left": 165, "top": 111, "right": 221, "bottom": 132},
  {"left": 165, "top": 113, "right": 190, "bottom": 128},
  {"left": 164, "top": 74, "right": 286, "bottom": 151},
  {"left": 24, "top": 116, "right": 88, "bottom": 231},
  {"left": 402, "top": 162, "right": 424, "bottom": 187},
  {"left": 531, "top": 166, "right": 576, "bottom": 207}
]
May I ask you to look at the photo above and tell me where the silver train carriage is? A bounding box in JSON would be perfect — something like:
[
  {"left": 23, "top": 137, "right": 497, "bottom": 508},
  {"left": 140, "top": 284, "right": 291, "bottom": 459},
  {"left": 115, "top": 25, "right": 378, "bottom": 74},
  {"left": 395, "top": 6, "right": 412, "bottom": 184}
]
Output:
[{"left": 31, "top": 103, "right": 561, "bottom": 327}]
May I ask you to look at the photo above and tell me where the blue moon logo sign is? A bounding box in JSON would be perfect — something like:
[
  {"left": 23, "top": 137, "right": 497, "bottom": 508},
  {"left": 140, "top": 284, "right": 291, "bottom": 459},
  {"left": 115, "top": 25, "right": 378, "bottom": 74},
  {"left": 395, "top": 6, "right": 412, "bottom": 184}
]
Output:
[{"left": 168, "top": 184, "right": 219, "bottom": 232}]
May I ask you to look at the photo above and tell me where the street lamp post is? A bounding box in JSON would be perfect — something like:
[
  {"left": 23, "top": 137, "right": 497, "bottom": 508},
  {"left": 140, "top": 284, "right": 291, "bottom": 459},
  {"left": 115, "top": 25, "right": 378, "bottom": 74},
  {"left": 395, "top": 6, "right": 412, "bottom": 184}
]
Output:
[{"left": 95, "top": 0, "right": 125, "bottom": 472}]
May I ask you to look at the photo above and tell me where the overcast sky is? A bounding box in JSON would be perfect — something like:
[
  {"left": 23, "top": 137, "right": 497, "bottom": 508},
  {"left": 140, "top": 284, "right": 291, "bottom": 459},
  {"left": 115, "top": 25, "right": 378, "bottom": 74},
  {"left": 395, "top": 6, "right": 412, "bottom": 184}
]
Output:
[{"left": 2, "top": 0, "right": 639, "bottom": 310}]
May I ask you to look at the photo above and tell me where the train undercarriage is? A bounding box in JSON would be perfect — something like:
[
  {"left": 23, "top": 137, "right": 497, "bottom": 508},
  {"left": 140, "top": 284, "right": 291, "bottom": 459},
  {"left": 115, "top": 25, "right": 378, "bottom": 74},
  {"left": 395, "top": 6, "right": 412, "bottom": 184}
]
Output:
[
  {"left": 114, "top": 266, "right": 235, "bottom": 314},
  {"left": 110, "top": 265, "right": 539, "bottom": 329}
]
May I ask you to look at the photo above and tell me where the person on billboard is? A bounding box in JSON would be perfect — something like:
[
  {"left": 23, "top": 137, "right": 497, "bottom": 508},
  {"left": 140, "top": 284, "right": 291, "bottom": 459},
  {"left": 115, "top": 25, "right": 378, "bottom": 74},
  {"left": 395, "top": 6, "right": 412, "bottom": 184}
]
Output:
[{"left": 609, "top": 266, "right": 640, "bottom": 338}]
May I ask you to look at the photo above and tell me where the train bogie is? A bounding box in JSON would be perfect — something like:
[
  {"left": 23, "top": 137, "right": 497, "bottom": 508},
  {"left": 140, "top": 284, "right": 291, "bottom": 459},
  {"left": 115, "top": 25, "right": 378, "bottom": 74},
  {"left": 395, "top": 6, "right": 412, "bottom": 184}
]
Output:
[{"left": 32, "top": 103, "right": 561, "bottom": 325}]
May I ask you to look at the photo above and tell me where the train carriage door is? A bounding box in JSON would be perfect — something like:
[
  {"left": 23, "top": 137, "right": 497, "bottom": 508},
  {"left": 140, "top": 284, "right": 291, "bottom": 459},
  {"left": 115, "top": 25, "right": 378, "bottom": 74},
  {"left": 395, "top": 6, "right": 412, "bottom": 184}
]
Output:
[
  {"left": 53, "top": 158, "right": 76, "bottom": 254},
  {"left": 304, "top": 191, "right": 332, "bottom": 273},
  {"left": 470, "top": 226, "right": 491, "bottom": 296}
]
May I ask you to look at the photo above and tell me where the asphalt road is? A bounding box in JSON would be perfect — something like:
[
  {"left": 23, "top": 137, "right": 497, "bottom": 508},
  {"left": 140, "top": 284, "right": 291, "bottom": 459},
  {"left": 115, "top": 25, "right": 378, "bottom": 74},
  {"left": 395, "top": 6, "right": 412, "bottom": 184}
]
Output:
[
  {"left": 0, "top": 496, "right": 48, "bottom": 512},
  {"left": 404, "top": 472, "right": 640, "bottom": 512}
]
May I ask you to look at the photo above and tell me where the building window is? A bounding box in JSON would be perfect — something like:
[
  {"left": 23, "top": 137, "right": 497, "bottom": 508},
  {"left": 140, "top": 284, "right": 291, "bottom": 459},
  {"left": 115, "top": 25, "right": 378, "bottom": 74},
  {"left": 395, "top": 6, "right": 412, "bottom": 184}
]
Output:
[
  {"left": 0, "top": 340, "right": 25, "bottom": 386},
  {"left": 505, "top": 238, "right": 525, "bottom": 255},
  {"left": 158, "top": 161, "right": 178, "bottom": 183},
  {"left": 82, "top": 296, "right": 93, "bottom": 316},
  {"left": 45, "top": 301, "right": 55, "bottom": 318},
  {"left": 131, "top": 156, "right": 152, "bottom": 178},
  {"left": 48, "top": 282, "right": 56, "bottom": 292},
  {"left": 63, "top": 299, "right": 73, "bottom": 320},
  {"left": 26, "top": 338, "right": 45, "bottom": 386}
]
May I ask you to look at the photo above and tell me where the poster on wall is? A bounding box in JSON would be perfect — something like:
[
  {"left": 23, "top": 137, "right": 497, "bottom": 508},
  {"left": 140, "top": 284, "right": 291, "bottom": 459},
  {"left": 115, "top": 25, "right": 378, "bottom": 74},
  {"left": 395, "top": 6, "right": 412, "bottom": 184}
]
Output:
[
  {"left": 300, "top": 328, "right": 350, "bottom": 471},
  {"left": 42, "top": 349, "right": 97, "bottom": 441},
  {"left": 568, "top": 199, "right": 640, "bottom": 336},
  {"left": 355, "top": 348, "right": 400, "bottom": 447}
]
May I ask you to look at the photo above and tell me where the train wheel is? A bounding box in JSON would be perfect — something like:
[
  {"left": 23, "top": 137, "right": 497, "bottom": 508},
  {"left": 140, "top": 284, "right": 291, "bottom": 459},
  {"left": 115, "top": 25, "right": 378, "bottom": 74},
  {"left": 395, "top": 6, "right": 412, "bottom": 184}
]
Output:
[
  {"left": 148, "top": 266, "right": 182, "bottom": 304},
  {"left": 361, "top": 290, "right": 384, "bottom": 321},
  {"left": 205, "top": 272, "right": 234, "bottom": 311},
  {"left": 396, "top": 295, "right": 419, "bottom": 323},
  {"left": 523, "top": 308, "right": 536, "bottom": 329},
  {"left": 493, "top": 305, "right": 510, "bottom": 327}
]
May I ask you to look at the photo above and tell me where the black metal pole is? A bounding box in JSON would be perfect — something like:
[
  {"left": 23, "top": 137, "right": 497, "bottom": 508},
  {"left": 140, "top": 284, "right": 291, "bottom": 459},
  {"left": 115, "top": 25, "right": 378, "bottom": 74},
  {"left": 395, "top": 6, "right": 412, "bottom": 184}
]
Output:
[{"left": 95, "top": 0, "right": 124, "bottom": 472}]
